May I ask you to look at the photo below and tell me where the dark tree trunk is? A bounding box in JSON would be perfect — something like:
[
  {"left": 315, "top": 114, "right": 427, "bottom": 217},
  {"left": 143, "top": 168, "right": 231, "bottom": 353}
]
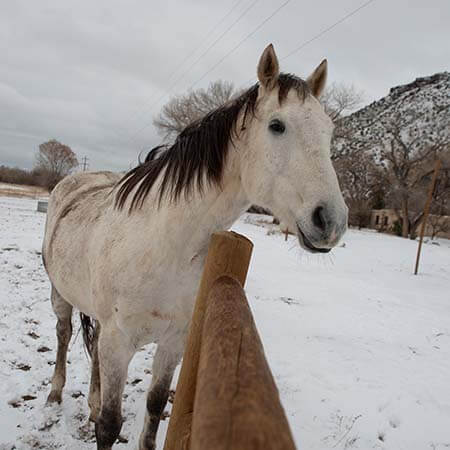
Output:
[{"left": 401, "top": 197, "right": 409, "bottom": 238}]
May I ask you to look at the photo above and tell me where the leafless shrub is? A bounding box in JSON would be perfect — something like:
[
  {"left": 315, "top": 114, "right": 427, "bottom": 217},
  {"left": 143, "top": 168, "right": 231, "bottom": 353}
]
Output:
[
  {"left": 153, "top": 80, "right": 236, "bottom": 141},
  {"left": 321, "top": 82, "right": 365, "bottom": 122},
  {"left": 0, "top": 165, "right": 36, "bottom": 185}
]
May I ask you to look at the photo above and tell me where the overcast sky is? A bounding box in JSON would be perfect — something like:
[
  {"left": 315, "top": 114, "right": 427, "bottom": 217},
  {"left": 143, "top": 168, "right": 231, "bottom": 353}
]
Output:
[{"left": 1, "top": 0, "right": 449, "bottom": 171}]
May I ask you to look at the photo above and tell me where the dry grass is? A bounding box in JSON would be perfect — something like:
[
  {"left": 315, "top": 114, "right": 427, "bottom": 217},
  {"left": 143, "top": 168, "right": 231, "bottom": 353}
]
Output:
[{"left": 0, "top": 182, "right": 49, "bottom": 199}]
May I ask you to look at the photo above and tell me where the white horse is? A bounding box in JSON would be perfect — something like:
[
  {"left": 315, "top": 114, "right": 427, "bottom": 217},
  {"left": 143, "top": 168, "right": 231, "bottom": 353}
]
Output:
[{"left": 42, "top": 44, "right": 348, "bottom": 449}]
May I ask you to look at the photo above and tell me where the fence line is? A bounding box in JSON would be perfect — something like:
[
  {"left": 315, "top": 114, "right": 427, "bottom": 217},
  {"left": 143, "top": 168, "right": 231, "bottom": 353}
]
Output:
[{"left": 164, "top": 231, "right": 296, "bottom": 450}]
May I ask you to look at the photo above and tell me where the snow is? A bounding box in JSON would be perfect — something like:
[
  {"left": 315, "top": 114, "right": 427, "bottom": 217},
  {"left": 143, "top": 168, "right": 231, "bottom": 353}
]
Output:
[{"left": 1, "top": 196, "right": 449, "bottom": 449}]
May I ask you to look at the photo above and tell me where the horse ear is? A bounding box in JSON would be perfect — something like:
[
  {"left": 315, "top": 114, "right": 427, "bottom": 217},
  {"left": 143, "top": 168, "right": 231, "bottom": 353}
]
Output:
[
  {"left": 307, "top": 59, "right": 327, "bottom": 98},
  {"left": 257, "top": 44, "right": 279, "bottom": 91}
]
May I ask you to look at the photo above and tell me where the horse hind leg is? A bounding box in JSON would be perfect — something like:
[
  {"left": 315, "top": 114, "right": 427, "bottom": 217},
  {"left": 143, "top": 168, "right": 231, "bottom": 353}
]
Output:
[{"left": 46, "top": 286, "right": 73, "bottom": 404}]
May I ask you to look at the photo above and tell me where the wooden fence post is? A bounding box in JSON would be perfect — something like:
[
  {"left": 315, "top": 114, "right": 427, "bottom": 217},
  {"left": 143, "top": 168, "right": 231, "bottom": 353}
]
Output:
[
  {"left": 164, "top": 231, "right": 253, "bottom": 450},
  {"left": 191, "top": 276, "right": 297, "bottom": 450},
  {"left": 414, "top": 159, "right": 441, "bottom": 275}
]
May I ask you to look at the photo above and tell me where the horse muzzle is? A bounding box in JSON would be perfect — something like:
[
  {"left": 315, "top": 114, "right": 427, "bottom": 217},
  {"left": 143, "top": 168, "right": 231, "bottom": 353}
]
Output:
[{"left": 296, "top": 204, "right": 348, "bottom": 253}]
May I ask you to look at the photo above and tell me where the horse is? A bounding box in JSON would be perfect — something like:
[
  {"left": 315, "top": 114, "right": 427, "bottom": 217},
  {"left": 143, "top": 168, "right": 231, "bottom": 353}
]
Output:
[{"left": 42, "top": 44, "right": 348, "bottom": 449}]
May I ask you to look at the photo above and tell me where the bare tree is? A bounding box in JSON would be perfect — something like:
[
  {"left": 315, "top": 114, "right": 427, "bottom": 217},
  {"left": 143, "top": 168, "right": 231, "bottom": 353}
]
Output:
[
  {"left": 321, "top": 82, "right": 364, "bottom": 122},
  {"left": 373, "top": 100, "right": 450, "bottom": 237},
  {"left": 421, "top": 160, "right": 450, "bottom": 239},
  {"left": 35, "top": 139, "right": 78, "bottom": 190},
  {"left": 324, "top": 83, "right": 382, "bottom": 228},
  {"left": 428, "top": 214, "right": 449, "bottom": 240},
  {"left": 333, "top": 150, "right": 384, "bottom": 228},
  {"left": 403, "top": 156, "right": 450, "bottom": 238},
  {"left": 154, "top": 80, "right": 235, "bottom": 141},
  {"left": 331, "top": 102, "right": 386, "bottom": 229}
]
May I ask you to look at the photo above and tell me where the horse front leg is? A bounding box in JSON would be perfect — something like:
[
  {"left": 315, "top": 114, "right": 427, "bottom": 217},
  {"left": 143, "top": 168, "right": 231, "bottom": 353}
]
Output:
[
  {"left": 88, "top": 322, "right": 101, "bottom": 423},
  {"left": 95, "top": 324, "right": 135, "bottom": 450},
  {"left": 138, "top": 337, "right": 184, "bottom": 450}
]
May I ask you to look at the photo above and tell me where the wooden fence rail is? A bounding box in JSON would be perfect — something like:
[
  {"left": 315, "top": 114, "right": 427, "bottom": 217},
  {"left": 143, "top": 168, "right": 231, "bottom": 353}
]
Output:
[{"left": 164, "top": 231, "right": 296, "bottom": 450}]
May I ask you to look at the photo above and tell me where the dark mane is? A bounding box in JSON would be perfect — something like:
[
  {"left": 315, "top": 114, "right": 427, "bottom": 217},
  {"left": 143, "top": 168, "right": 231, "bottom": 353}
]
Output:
[{"left": 115, "top": 73, "right": 310, "bottom": 212}]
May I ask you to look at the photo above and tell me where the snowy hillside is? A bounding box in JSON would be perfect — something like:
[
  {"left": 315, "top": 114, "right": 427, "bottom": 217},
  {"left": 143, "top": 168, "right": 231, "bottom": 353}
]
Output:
[
  {"left": 332, "top": 72, "right": 450, "bottom": 159},
  {"left": 1, "top": 196, "right": 449, "bottom": 449}
]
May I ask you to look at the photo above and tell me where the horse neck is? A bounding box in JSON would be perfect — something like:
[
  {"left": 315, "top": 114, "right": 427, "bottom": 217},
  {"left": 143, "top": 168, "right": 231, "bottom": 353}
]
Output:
[{"left": 142, "top": 143, "right": 250, "bottom": 255}]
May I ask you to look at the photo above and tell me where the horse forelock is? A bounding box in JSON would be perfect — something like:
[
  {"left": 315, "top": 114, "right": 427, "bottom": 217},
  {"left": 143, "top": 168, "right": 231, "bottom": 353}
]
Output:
[{"left": 115, "top": 73, "right": 310, "bottom": 213}]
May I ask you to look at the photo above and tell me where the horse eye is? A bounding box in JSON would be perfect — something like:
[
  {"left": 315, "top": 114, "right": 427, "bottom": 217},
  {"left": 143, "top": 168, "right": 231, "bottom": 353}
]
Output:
[{"left": 269, "top": 119, "right": 285, "bottom": 135}]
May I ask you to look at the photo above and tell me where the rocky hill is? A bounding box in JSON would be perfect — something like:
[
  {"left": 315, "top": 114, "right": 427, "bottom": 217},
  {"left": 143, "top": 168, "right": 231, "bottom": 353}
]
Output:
[
  {"left": 332, "top": 72, "right": 450, "bottom": 159},
  {"left": 331, "top": 71, "right": 450, "bottom": 232}
]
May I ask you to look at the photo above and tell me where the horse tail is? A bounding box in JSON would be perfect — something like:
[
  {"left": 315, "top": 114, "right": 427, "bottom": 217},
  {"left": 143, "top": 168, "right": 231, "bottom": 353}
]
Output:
[{"left": 80, "top": 313, "right": 97, "bottom": 357}]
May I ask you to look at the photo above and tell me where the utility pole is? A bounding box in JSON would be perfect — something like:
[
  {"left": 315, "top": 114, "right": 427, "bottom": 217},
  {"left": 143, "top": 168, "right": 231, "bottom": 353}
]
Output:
[
  {"left": 81, "top": 156, "right": 89, "bottom": 172},
  {"left": 414, "top": 159, "right": 441, "bottom": 275}
]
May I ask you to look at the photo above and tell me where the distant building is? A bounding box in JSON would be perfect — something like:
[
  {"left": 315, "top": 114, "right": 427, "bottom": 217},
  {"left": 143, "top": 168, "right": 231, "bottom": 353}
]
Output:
[
  {"left": 370, "top": 209, "right": 398, "bottom": 230},
  {"left": 370, "top": 209, "right": 450, "bottom": 239}
]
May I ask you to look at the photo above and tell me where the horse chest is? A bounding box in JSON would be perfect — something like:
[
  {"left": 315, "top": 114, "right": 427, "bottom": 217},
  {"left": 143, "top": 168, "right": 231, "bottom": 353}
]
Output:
[{"left": 111, "top": 260, "right": 203, "bottom": 346}]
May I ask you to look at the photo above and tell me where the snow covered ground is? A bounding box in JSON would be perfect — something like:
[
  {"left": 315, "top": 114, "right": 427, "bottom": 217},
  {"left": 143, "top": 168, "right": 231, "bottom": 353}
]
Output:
[{"left": 1, "top": 195, "right": 449, "bottom": 450}]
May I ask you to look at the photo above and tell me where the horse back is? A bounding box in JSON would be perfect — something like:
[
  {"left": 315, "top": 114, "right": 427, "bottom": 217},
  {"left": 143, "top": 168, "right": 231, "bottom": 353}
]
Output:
[{"left": 42, "top": 171, "right": 121, "bottom": 308}]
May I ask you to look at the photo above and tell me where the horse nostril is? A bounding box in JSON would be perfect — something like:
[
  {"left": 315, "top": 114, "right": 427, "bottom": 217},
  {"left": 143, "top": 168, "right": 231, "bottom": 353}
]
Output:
[{"left": 312, "top": 206, "right": 327, "bottom": 232}]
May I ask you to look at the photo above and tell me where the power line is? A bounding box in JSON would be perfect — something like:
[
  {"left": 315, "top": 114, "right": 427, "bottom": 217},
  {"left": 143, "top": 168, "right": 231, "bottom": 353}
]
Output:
[
  {"left": 238, "top": 0, "right": 377, "bottom": 90},
  {"left": 127, "top": 0, "right": 292, "bottom": 145},
  {"left": 125, "top": 0, "right": 259, "bottom": 139},
  {"left": 127, "top": 0, "right": 377, "bottom": 145},
  {"left": 164, "top": 0, "right": 260, "bottom": 93},
  {"left": 282, "top": 0, "right": 377, "bottom": 60},
  {"left": 123, "top": 0, "right": 247, "bottom": 128},
  {"left": 188, "top": 0, "right": 292, "bottom": 90}
]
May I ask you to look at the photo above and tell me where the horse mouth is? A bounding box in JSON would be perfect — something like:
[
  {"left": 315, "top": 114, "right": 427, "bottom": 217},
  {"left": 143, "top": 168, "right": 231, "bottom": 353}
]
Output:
[{"left": 296, "top": 225, "right": 331, "bottom": 254}]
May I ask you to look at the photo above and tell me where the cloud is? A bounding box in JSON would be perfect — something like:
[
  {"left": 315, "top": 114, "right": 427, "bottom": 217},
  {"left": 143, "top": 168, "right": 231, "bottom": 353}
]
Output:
[{"left": 1, "top": 0, "right": 449, "bottom": 170}]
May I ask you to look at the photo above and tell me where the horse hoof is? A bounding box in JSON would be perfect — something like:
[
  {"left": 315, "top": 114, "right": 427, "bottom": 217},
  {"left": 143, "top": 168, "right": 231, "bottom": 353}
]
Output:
[
  {"left": 46, "top": 391, "right": 62, "bottom": 405},
  {"left": 138, "top": 436, "right": 155, "bottom": 450}
]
